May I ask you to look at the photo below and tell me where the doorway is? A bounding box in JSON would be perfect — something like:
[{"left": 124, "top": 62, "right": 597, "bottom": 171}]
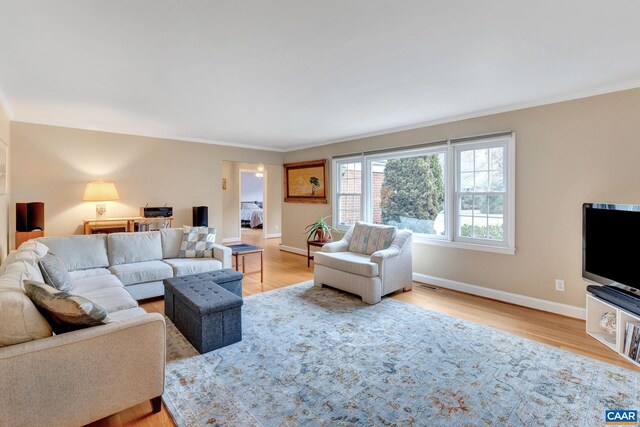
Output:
[{"left": 239, "top": 168, "right": 267, "bottom": 239}]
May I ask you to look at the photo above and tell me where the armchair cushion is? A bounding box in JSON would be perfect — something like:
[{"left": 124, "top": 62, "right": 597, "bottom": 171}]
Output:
[
  {"left": 348, "top": 222, "right": 397, "bottom": 255},
  {"left": 313, "top": 251, "right": 378, "bottom": 277}
]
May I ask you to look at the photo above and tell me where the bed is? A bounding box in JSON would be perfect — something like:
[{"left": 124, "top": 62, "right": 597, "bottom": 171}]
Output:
[{"left": 241, "top": 201, "right": 264, "bottom": 228}]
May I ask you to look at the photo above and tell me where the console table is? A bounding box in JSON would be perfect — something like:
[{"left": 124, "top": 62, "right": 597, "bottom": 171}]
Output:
[{"left": 83, "top": 217, "right": 174, "bottom": 234}]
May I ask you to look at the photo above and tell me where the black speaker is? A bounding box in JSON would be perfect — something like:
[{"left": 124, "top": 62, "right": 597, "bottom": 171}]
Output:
[
  {"left": 16, "top": 203, "right": 28, "bottom": 232},
  {"left": 192, "top": 206, "right": 208, "bottom": 227},
  {"left": 16, "top": 202, "right": 45, "bottom": 232}
]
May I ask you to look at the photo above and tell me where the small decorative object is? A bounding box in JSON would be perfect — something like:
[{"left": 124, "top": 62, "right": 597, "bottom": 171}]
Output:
[
  {"left": 304, "top": 215, "right": 337, "bottom": 242},
  {"left": 82, "top": 180, "right": 120, "bottom": 219},
  {"left": 222, "top": 178, "right": 227, "bottom": 190},
  {"left": 283, "top": 159, "right": 328, "bottom": 203},
  {"left": 599, "top": 312, "right": 617, "bottom": 336}
]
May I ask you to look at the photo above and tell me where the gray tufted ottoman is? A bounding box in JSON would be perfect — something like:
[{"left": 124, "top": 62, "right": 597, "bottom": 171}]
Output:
[
  {"left": 164, "top": 269, "right": 243, "bottom": 322},
  {"left": 172, "top": 282, "right": 243, "bottom": 353}
]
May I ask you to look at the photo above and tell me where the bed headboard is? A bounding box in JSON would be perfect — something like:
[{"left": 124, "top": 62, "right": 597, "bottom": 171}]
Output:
[{"left": 241, "top": 200, "right": 263, "bottom": 208}]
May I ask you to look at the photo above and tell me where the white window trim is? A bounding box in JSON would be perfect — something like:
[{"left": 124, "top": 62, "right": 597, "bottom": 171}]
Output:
[
  {"left": 331, "top": 133, "right": 516, "bottom": 255},
  {"left": 333, "top": 156, "right": 364, "bottom": 230}
]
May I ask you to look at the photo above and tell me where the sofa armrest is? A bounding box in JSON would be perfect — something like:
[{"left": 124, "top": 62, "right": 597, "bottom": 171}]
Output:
[
  {"left": 321, "top": 239, "right": 349, "bottom": 253},
  {"left": 212, "top": 243, "right": 232, "bottom": 269},
  {"left": 0, "top": 313, "right": 166, "bottom": 427},
  {"left": 370, "top": 246, "right": 401, "bottom": 263}
]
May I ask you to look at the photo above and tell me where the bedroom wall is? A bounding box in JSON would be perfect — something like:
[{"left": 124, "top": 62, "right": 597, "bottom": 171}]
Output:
[
  {"left": 241, "top": 172, "right": 264, "bottom": 202},
  {"left": 10, "top": 122, "right": 283, "bottom": 245},
  {"left": 221, "top": 161, "right": 281, "bottom": 240},
  {"left": 0, "top": 103, "right": 9, "bottom": 261},
  {"left": 282, "top": 87, "right": 640, "bottom": 309}
]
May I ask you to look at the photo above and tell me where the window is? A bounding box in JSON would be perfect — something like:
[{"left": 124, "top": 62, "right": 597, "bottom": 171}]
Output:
[
  {"left": 367, "top": 149, "right": 447, "bottom": 237},
  {"left": 332, "top": 133, "right": 515, "bottom": 254},
  {"left": 334, "top": 160, "right": 363, "bottom": 227}
]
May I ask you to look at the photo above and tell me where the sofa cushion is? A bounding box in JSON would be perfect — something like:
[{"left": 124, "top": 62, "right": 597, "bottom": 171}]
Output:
[
  {"left": 178, "top": 226, "right": 216, "bottom": 258},
  {"left": 79, "top": 287, "right": 138, "bottom": 313},
  {"left": 0, "top": 251, "right": 40, "bottom": 275},
  {"left": 72, "top": 274, "right": 124, "bottom": 295},
  {"left": 108, "top": 260, "right": 173, "bottom": 286},
  {"left": 23, "top": 281, "right": 110, "bottom": 334},
  {"left": 107, "top": 307, "right": 148, "bottom": 322},
  {"left": 68, "top": 268, "right": 112, "bottom": 281},
  {"left": 2, "top": 260, "right": 45, "bottom": 283},
  {"left": 348, "top": 222, "right": 397, "bottom": 255},
  {"left": 0, "top": 274, "right": 53, "bottom": 347},
  {"left": 160, "top": 228, "right": 184, "bottom": 259},
  {"left": 17, "top": 240, "right": 49, "bottom": 257},
  {"left": 162, "top": 258, "right": 223, "bottom": 277},
  {"left": 38, "top": 253, "right": 73, "bottom": 292},
  {"left": 37, "top": 235, "right": 109, "bottom": 271},
  {"left": 313, "top": 251, "right": 379, "bottom": 277},
  {"left": 107, "top": 231, "right": 163, "bottom": 266}
]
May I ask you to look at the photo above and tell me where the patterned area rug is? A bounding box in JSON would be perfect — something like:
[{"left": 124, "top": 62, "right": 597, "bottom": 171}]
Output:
[{"left": 163, "top": 282, "right": 640, "bottom": 426}]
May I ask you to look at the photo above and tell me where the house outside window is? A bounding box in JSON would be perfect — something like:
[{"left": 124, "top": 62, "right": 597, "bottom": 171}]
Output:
[{"left": 332, "top": 133, "right": 515, "bottom": 254}]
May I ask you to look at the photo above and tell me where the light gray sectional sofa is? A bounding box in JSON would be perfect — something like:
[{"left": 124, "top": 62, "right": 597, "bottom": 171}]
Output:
[
  {"left": 0, "top": 229, "right": 231, "bottom": 426},
  {"left": 38, "top": 228, "right": 232, "bottom": 300}
]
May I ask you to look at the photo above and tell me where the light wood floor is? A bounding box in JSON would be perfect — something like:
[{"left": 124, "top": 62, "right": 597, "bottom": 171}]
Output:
[{"left": 88, "top": 227, "right": 639, "bottom": 426}]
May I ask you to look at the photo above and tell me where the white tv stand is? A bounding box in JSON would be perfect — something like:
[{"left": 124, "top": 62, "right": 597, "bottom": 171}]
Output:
[{"left": 586, "top": 293, "right": 640, "bottom": 368}]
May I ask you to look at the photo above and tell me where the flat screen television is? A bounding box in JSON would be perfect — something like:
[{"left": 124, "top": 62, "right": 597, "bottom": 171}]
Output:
[{"left": 583, "top": 203, "right": 640, "bottom": 296}]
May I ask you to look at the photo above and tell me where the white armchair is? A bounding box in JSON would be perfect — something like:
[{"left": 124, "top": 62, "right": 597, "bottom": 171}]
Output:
[{"left": 313, "top": 223, "right": 413, "bottom": 304}]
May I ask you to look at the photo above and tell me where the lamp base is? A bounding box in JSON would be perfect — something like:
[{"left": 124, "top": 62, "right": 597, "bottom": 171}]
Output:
[{"left": 96, "top": 203, "right": 107, "bottom": 219}]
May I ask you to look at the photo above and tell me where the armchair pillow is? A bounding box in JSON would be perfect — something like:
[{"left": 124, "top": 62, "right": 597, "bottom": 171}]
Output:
[
  {"left": 24, "top": 281, "right": 110, "bottom": 334},
  {"left": 348, "top": 222, "right": 397, "bottom": 255},
  {"left": 178, "top": 226, "right": 217, "bottom": 258}
]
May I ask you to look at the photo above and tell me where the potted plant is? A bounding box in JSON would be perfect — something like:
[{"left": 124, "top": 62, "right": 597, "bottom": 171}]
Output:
[{"left": 304, "top": 215, "right": 337, "bottom": 242}]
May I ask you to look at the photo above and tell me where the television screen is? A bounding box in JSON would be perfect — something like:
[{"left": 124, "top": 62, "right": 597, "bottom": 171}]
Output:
[{"left": 583, "top": 203, "right": 640, "bottom": 292}]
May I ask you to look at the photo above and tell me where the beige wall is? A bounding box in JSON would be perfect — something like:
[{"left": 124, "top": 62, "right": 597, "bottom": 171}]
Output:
[
  {"left": 283, "top": 88, "right": 640, "bottom": 308},
  {"left": 221, "top": 161, "right": 282, "bottom": 240},
  {"left": 10, "top": 122, "right": 283, "bottom": 245},
  {"left": 0, "top": 105, "right": 9, "bottom": 260}
]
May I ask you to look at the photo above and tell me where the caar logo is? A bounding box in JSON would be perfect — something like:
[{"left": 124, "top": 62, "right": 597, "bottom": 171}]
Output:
[{"left": 606, "top": 410, "right": 638, "bottom": 425}]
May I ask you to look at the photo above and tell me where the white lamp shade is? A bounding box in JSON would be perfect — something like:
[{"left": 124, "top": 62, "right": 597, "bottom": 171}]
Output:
[{"left": 83, "top": 181, "right": 120, "bottom": 202}]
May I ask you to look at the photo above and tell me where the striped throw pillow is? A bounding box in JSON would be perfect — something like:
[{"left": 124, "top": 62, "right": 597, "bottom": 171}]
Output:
[{"left": 348, "top": 222, "right": 397, "bottom": 255}]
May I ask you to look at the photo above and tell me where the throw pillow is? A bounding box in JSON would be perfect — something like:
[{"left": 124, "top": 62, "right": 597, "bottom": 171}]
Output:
[
  {"left": 23, "top": 280, "right": 110, "bottom": 334},
  {"left": 38, "top": 253, "right": 73, "bottom": 292},
  {"left": 348, "top": 221, "right": 397, "bottom": 255},
  {"left": 178, "top": 226, "right": 216, "bottom": 258}
]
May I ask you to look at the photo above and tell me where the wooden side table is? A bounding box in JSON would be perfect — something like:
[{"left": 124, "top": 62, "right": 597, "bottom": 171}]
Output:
[
  {"left": 307, "top": 240, "right": 332, "bottom": 267},
  {"left": 227, "top": 244, "right": 264, "bottom": 283}
]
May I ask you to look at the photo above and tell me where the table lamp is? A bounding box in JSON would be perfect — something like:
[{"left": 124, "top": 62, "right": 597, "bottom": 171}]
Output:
[{"left": 83, "top": 181, "right": 120, "bottom": 219}]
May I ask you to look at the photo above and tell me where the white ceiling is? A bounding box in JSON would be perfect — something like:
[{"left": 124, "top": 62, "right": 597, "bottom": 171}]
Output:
[{"left": 1, "top": 1, "right": 640, "bottom": 151}]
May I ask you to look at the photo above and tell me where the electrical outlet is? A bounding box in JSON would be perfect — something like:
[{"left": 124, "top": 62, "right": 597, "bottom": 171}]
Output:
[{"left": 555, "top": 279, "right": 565, "bottom": 292}]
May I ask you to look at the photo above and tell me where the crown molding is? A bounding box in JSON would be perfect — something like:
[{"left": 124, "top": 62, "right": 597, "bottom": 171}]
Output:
[
  {"left": 7, "top": 78, "right": 640, "bottom": 154},
  {"left": 0, "top": 86, "right": 14, "bottom": 120},
  {"left": 11, "top": 116, "right": 287, "bottom": 152},
  {"left": 285, "top": 79, "right": 640, "bottom": 152}
]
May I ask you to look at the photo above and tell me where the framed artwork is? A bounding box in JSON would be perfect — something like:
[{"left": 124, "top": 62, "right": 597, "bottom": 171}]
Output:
[
  {"left": 0, "top": 140, "right": 6, "bottom": 194},
  {"left": 283, "top": 159, "right": 328, "bottom": 203}
]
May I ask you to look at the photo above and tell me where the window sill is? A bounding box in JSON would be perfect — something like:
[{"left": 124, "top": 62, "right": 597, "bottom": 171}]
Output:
[{"left": 412, "top": 236, "right": 516, "bottom": 255}]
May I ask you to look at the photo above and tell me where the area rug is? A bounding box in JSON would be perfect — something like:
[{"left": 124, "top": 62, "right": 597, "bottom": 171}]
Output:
[{"left": 162, "top": 282, "right": 640, "bottom": 426}]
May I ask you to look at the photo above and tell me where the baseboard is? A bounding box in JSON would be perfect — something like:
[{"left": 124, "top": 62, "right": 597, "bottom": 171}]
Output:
[
  {"left": 222, "top": 237, "right": 241, "bottom": 243},
  {"left": 412, "top": 273, "right": 586, "bottom": 320},
  {"left": 266, "top": 233, "right": 282, "bottom": 239},
  {"left": 279, "top": 245, "right": 307, "bottom": 256}
]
